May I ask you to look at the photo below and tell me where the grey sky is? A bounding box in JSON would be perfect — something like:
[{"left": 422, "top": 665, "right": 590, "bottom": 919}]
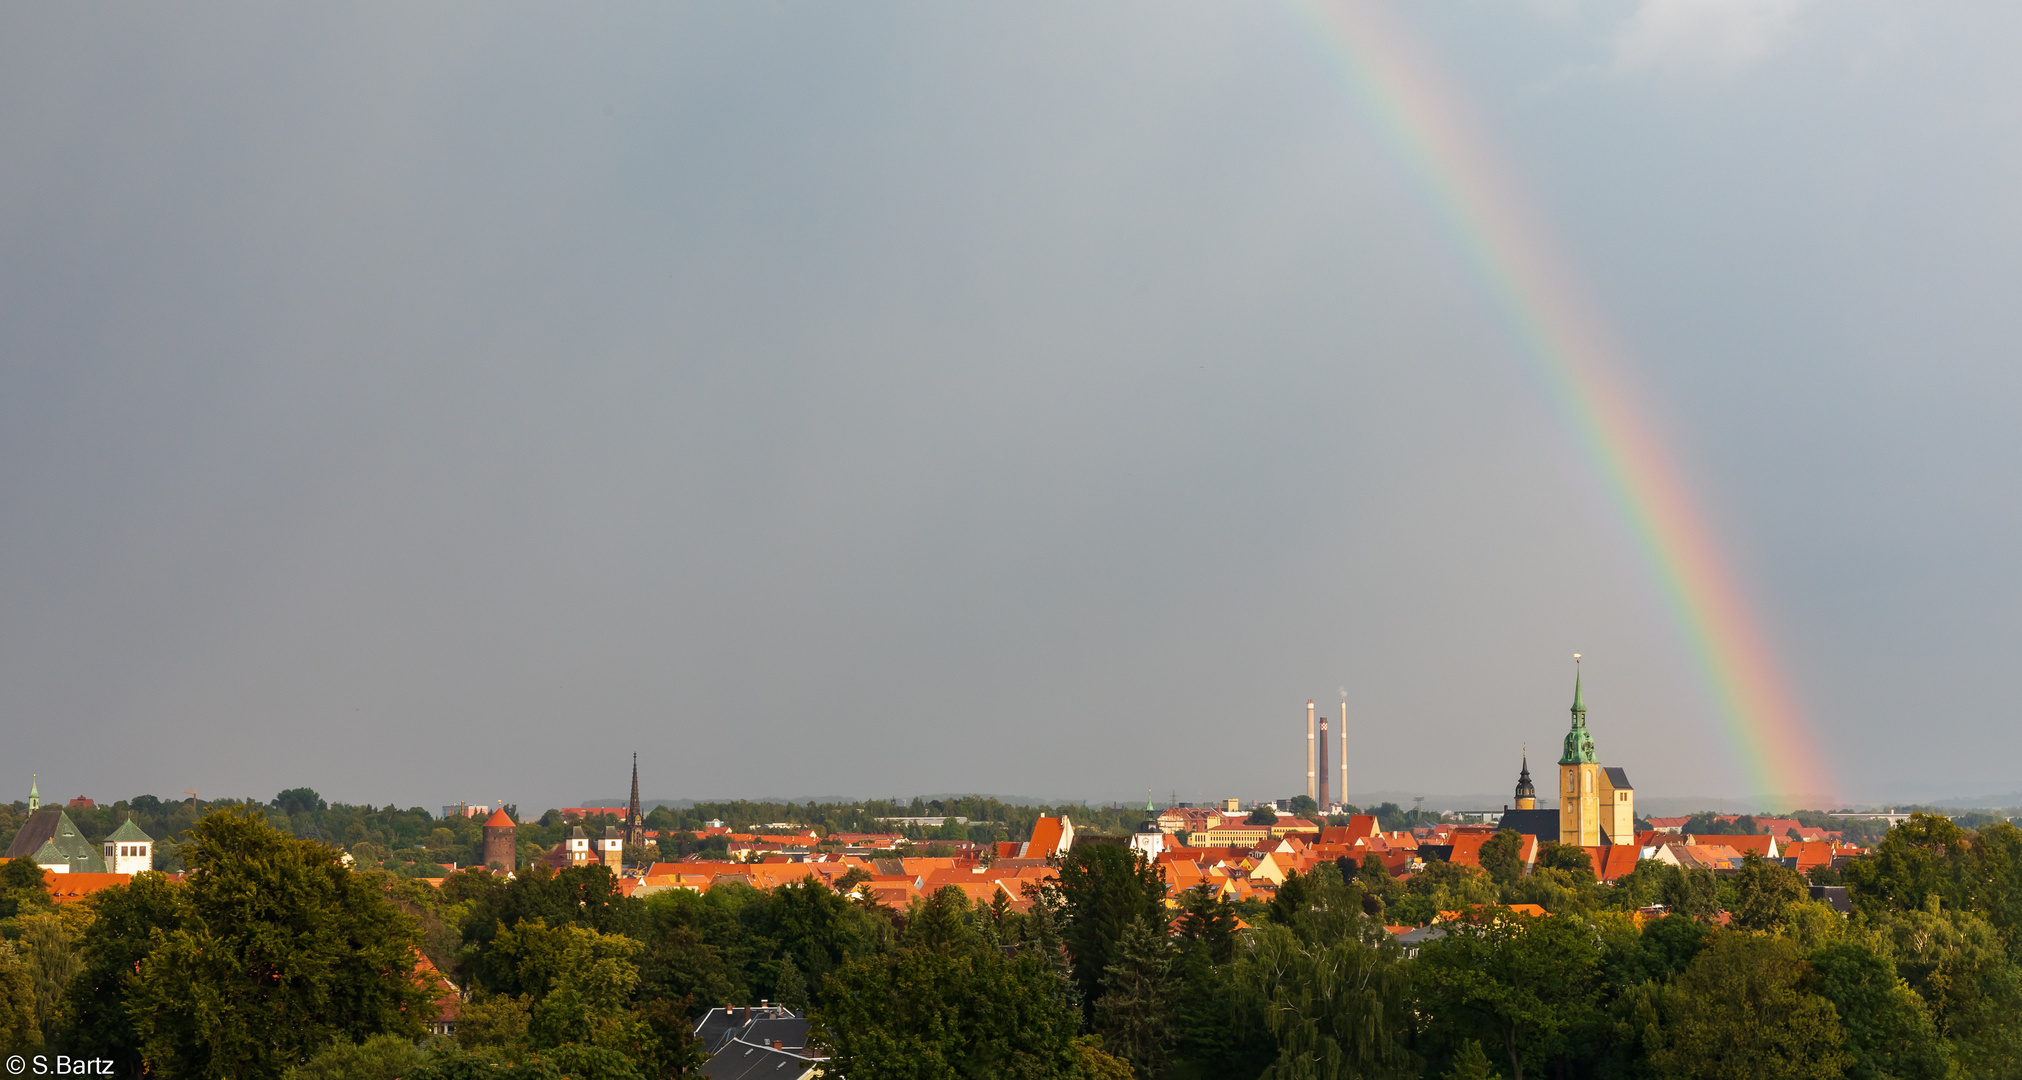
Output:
[{"left": 1, "top": 1, "right": 2015, "bottom": 813}]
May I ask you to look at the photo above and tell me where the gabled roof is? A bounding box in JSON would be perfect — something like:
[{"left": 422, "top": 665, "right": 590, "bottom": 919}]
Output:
[
  {"left": 1602, "top": 767, "right": 1632, "bottom": 791},
  {"left": 1496, "top": 808, "right": 1559, "bottom": 838},
  {"left": 44, "top": 871, "right": 134, "bottom": 904},
  {"left": 7, "top": 809, "right": 105, "bottom": 872},
  {"left": 106, "top": 817, "right": 153, "bottom": 844}
]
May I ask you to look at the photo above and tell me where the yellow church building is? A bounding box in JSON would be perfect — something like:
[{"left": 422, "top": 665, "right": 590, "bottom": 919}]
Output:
[{"left": 1556, "top": 672, "right": 1634, "bottom": 846}]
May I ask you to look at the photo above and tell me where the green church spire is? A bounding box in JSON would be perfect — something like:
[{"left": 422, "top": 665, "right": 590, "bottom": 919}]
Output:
[
  {"left": 28, "top": 776, "right": 37, "bottom": 813},
  {"left": 1559, "top": 663, "right": 1597, "bottom": 765}
]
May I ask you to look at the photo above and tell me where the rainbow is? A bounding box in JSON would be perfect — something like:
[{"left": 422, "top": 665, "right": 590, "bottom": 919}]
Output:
[{"left": 1288, "top": 1, "right": 1833, "bottom": 805}]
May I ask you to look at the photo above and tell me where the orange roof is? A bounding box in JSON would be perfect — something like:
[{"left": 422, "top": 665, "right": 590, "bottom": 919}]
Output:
[
  {"left": 42, "top": 871, "right": 131, "bottom": 904},
  {"left": 1691, "top": 835, "right": 1776, "bottom": 857},
  {"left": 1588, "top": 845, "right": 1641, "bottom": 882},
  {"left": 1024, "top": 818, "right": 1067, "bottom": 859},
  {"left": 484, "top": 809, "right": 516, "bottom": 828}
]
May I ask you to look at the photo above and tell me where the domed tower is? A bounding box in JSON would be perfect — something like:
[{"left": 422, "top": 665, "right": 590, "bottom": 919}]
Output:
[
  {"left": 1514, "top": 749, "right": 1536, "bottom": 811},
  {"left": 483, "top": 808, "right": 517, "bottom": 872}
]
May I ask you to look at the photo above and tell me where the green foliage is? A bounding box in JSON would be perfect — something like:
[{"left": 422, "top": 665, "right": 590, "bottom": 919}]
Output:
[
  {"left": 0, "top": 856, "right": 51, "bottom": 919},
  {"left": 1877, "top": 905, "right": 2022, "bottom": 1077},
  {"left": 284, "top": 1033, "right": 424, "bottom": 1080},
  {"left": 1651, "top": 932, "right": 1850, "bottom": 1080},
  {"left": 483, "top": 920, "right": 643, "bottom": 1048},
  {"left": 772, "top": 954, "right": 808, "bottom": 1013},
  {"left": 0, "top": 942, "right": 41, "bottom": 1052},
  {"left": 1239, "top": 922, "right": 1415, "bottom": 1080},
  {"left": 1441, "top": 1039, "right": 1499, "bottom": 1080},
  {"left": 1287, "top": 796, "right": 1318, "bottom": 817},
  {"left": 1173, "top": 884, "right": 1236, "bottom": 965},
  {"left": 1535, "top": 843, "right": 1595, "bottom": 881},
  {"left": 1845, "top": 813, "right": 1971, "bottom": 919},
  {"left": 1479, "top": 831, "right": 1524, "bottom": 887},
  {"left": 120, "top": 805, "right": 432, "bottom": 1079},
  {"left": 1805, "top": 940, "right": 1950, "bottom": 1080},
  {"left": 1412, "top": 909, "right": 1602, "bottom": 1080},
  {"left": 1094, "top": 916, "right": 1177, "bottom": 1078},
  {"left": 814, "top": 924, "right": 1086, "bottom": 1079},
  {"left": 1247, "top": 806, "right": 1280, "bottom": 826},
  {"left": 1729, "top": 851, "right": 1810, "bottom": 931},
  {"left": 58, "top": 870, "right": 184, "bottom": 1061},
  {"left": 16, "top": 913, "right": 77, "bottom": 1039},
  {"left": 1055, "top": 845, "right": 1167, "bottom": 1022}
]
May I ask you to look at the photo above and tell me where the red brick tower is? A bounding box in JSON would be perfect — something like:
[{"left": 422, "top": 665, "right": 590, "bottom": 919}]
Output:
[{"left": 482, "top": 808, "right": 517, "bottom": 872}]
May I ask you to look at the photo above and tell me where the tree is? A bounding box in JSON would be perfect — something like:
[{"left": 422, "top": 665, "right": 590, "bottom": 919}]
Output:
[
  {"left": 1247, "top": 806, "right": 1280, "bottom": 826},
  {"left": 1054, "top": 845, "right": 1167, "bottom": 1021},
  {"left": 1729, "top": 852, "right": 1809, "bottom": 932},
  {"left": 1174, "top": 884, "right": 1236, "bottom": 965},
  {"left": 1844, "top": 814, "right": 1970, "bottom": 918},
  {"left": 56, "top": 870, "right": 186, "bottom": 1066},
  {"left": 1442, "top": 1040, "right": 1498, "bottom": 1080},
  {"left": 1288, "top": 796, "right": 1319, "bottom": 817},
  {"left": 1412, "top": 909, "right": 1602, "bottom": 1080},
  {"left": 815, "top": 932, "right": 1086, "bottom": 1079},
  {"left": 1095, "top": 917, "right": 1179, "bottom": 1078},
  {"left": 772, "top": 954, "right": 809, "bottom": 1013},
  {"left": 1652, "top": 932, "right": 1849, "bottom": 1080},
  {"left": 1656, "top": 864, "right": 1721, "bottom": 921},
  {"left": 1237, "top": 922, "right": 1415, "bottom": 1080},
  {"left": 0, "top": 942, "right": 40, "bottom": 1052},
  {"left": 1479, "top": 832, "right": 1524, "bottom": 887},
  {"left": 122, "top": 805, "right": 432, "bottom": 1079},
  {"left": 483, "top": 919, "right": 643, "bottom": 1048},
  {"left": 17, "top": 913, "right": 77, "bottom": 1039},
  {"left": 1806, "top": 940, "right": 1949, "bottom": 1080},
  {"left": 0, "top": 856, "right": 50, "bottom": 919},
  {"left": 1535, "top": 843, "right": 1594, "bottom": 881},
  {"left": 289, "top": 1033, "right": 425, "bottom": 1080}
]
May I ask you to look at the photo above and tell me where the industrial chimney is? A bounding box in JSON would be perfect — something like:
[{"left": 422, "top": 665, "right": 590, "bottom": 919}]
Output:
[{"left": 1306, "top": 700, "right": 1317, "bottom": 803}]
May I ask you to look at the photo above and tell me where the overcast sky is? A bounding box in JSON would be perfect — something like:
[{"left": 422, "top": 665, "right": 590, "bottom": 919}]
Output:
[{"left": 2, "top": 1, "right": 2016, "bottom": 814}]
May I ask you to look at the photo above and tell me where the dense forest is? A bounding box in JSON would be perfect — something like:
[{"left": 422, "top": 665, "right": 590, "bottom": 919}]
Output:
[{"left": 1, "top": 803, "right": 2019, "bottom": 1079}]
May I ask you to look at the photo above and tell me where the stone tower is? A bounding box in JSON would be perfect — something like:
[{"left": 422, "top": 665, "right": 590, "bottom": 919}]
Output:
[
  {"left": 483, "top": 808, "right": 517, "bottom": 872},
  {"left": 1559, "top": 671, "right": 1602, "bottom": 847},
  {"left": 1514, "top": 749, "right": 1536, "bottom": 811}
]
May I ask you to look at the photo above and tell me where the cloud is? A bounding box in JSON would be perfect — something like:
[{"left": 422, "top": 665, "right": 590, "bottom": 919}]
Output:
[{"left": 1611, "top": 0, "right": 1816, "bottom": 76}]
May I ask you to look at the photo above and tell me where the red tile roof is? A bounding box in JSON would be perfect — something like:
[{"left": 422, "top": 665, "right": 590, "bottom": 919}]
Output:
[{"left": 484, "top": 809, "right": 516, "bottom": 828}]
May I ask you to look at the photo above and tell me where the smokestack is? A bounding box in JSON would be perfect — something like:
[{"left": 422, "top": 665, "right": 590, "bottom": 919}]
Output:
[
  {"left": 1306, "top": 700, "right": 1316, "bottom": 802},
  {"left": 1340, "top": 702, "right": 1349, "bottom": 810},
  {"left": 1317, "top": 714, "right": 1330, "bottom": 810}
]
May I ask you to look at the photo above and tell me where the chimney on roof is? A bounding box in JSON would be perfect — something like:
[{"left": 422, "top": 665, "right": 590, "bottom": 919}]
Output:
[{"left": 773, "top": 1041, "right": 784, "bottom": 1051}]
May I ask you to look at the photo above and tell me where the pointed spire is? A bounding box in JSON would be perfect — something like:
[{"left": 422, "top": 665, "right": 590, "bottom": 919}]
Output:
[
  {"left": 28, "top": 775, "right": 37, "bottom": 813},
  {"left": 1560, "top": 659, "right": 1598, "bottom": 765},
  {"left": 1571, "top": 671, "right": 1585, "bottom": 723}
]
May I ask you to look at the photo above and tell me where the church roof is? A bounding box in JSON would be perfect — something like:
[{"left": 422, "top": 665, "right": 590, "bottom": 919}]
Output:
[
  {"left": 1603, "top": 767, "right": 1632, "bottom": 791},
  {"left": 1495, "top": 808, "right": 1561, "bottom": 839},
  {"left": 6, "top": 808, "right": 106, "bottom": 872},
  {"left": 106, "top": 817, "right": 153, "bottom": 844}
]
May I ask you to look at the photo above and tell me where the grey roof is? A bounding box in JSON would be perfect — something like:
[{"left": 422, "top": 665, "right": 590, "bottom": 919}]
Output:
[
  {"left": 700, "top": 1039, "right": 821, "bottom": 1080},
  {"left": 1604, "top": 767, "right": 1632, "bottom": 791},
  {"left": 1495, "top": 808, "right": 1561, "bottom": 839},
  {"left": 693, "top": 1006, "right": 801, "bottom": 1055}
]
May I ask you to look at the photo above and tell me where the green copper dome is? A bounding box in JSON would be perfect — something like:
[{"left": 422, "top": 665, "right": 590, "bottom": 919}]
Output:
[{"left": 1559, "top": 672, "right": 1597, "bottom": 765}]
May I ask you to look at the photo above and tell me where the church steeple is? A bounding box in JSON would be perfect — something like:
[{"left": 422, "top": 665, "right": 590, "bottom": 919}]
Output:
[
  {"left": 1514, "top": 749, "right": 1536, "bottom": 809},
  {"left": 626, "top": 753, "right": 643, "bottom": 849},
  {"left": 1560, "top": 663, "right": 1596, "bottom": 765},
  {"left": 28, "top": 776, "right": 37, "bottom": 813}
]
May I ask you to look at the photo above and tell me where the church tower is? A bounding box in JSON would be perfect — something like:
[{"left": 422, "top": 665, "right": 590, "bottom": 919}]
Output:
[
  {"left": 1514, "top": 749, "right": 1536, "bottom": 811},
  {"left": 626, "top": 753, "right": 644, "bottom": 849},
  {"left": 1558, "top": 669, "right": 1602, "bottom": 847}
]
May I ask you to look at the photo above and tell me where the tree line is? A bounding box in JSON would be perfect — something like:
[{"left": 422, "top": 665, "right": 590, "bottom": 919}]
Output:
[{"left": 2, "top": 807, "right": 2021, "bottom": 1078}]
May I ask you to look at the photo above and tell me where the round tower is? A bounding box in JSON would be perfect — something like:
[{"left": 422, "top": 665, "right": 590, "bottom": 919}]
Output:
[{"left": 482, "top": 808, "right": 517, "bottom": 872}]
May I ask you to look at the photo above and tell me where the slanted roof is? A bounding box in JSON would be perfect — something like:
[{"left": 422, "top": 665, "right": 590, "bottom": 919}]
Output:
[
  {"left": 106, "top": 817, "right": 153, "bottom": 844},
  {"left": 700, "top": 1039, "right": 821, "bottom": 1080},
  {"left": 1603, "top": 767, "right": 1632, "bottom": 791},
  {"left": 8, "top": 809, "right": 105, "bottom": 872},
  {"left": 484, "top": 809, "right": 516, "bottom": 828},
  {"left": 1495, "top": 808, "right": 1559, "bottom": 839},
  {"left": 43, "top": 871, "right": 132, "bottom": 904}
]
